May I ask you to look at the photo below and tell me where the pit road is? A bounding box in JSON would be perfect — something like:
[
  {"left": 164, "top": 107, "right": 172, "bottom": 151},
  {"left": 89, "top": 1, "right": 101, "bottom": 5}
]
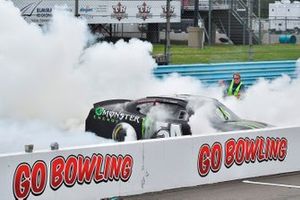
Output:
[{"left": 124, "top": 171, "right": 300, "bottom": 200}]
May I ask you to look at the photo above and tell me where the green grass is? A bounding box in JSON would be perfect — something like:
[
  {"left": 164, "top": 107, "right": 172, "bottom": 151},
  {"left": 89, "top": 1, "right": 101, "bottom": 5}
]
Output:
[{"left": 152, "top": 44, "right": 300, "bottom": 64}]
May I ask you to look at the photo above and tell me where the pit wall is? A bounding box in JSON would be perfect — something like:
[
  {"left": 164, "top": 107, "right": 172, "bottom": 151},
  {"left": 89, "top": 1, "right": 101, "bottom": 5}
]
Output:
[{"left": 1, "top": 126, "right": 299, "bottom": 199}]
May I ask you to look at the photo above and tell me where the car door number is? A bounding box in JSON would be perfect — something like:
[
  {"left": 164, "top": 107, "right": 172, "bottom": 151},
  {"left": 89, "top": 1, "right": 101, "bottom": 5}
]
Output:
[{"left": 155, "top": 122, "right": 182, "bottom": 138}]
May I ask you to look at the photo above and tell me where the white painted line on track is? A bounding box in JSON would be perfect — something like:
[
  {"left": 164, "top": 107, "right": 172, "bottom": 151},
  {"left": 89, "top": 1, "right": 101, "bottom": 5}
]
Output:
[{"left": 243, "top": 180, "right": 300, "bottom": 189}]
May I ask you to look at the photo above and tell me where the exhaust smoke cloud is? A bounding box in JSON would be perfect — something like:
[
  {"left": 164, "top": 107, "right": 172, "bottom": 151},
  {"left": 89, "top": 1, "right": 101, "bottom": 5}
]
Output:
[{"left": 0, "top": 1, "right": 299, "bottom": 154}]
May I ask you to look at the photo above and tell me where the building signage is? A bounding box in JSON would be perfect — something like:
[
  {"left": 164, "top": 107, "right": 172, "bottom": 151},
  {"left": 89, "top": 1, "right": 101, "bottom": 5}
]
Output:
[{"left": 12, "top": 0, "right": 181, "bottom": 24}]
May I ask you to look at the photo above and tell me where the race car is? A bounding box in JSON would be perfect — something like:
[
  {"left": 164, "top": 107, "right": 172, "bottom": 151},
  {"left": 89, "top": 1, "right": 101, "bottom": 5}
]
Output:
[{"left": 85, "top": 94, "right": 271, "bottom": 141}]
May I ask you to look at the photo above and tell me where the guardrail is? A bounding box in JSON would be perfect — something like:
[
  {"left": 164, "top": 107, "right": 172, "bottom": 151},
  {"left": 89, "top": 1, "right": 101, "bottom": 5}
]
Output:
[{"left": 153, "top": 60, "right": 298, "bottom": 87}]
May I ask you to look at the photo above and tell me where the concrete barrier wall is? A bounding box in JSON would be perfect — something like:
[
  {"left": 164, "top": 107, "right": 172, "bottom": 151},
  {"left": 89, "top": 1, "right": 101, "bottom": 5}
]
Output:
[{"left": 0, "top": 126, "right": 299, "bottom": 199}]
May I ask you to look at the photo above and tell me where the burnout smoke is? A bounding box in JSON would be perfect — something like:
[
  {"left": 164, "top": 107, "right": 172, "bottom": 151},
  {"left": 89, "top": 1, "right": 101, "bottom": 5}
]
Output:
[
  {"left": 0, "top": 0, "right": 219, "bottom": 153},
  {"left": 1, "top": 1, "right": 300, "bottom": 153},
  {"left": 187, "top": 99, "right": 218, "bottom": 135},
  {"left": 0, "top": 119, "right": 113, "bottom": 154},
  {"left": 224, "top": 64, "right": 300, "bottom": 127}
]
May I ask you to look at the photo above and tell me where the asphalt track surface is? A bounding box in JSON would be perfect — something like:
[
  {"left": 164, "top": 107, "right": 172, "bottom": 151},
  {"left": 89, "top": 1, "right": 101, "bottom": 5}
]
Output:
[{"left": 123, "top": 171, "right": 300, "bottom": 200}]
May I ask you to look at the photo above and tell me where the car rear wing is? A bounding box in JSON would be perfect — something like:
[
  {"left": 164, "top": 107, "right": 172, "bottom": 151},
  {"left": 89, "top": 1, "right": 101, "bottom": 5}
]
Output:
[{"left": 93, "top": 99, "right": 131, "bottom": 108}]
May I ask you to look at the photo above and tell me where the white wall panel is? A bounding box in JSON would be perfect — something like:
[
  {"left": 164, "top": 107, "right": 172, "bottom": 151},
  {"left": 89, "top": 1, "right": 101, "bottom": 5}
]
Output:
[{"left": 0, "top": 126, "right": 299, "bottom": 199}]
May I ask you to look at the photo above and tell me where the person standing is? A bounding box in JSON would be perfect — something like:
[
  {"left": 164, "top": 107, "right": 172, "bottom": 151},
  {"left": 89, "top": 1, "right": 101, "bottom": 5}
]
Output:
[{"left": 220, "top": 73, "right": 245, "bottom": 99}]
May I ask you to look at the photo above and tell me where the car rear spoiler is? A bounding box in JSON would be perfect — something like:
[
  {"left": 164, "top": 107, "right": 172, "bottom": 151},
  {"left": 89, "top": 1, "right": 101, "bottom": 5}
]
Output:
[{"left": 93, "top": 99, "right": 131, "bottom": 108}]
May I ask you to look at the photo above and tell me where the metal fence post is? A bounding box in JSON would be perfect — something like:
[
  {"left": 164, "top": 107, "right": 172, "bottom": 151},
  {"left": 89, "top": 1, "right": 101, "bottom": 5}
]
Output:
[
  {"left": 194, "top": 0, "right": 199, "bottom": 27},
  {"left": 208, "top": 0, "right": 212, "bottom": 45},
  {"left": 228, "top": 0, "right": 232, "bottom": 39},
  {"left": 164, "top": 0, "right": 171, "bottom": 64},
  {"left": 248, "top": 0, "right": 253, "bottom": 61},
  {"left": 258, "top": 0, "right": 262, "bottom": 44},
  {"left": 269, "top": 19, "right": 272, "bottom": 44},
  {"left": 75, "top": 0, "right": 79, "bottom": 17}
]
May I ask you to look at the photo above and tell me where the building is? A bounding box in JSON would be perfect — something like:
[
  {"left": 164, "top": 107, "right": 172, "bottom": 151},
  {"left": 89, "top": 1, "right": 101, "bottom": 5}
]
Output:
[{"left": 269, "top": 0, "right": 300, "bottom": 32}]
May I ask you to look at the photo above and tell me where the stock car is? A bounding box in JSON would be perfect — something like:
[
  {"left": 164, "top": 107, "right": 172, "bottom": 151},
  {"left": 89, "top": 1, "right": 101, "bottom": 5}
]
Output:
[{"left": 85, "top": 94, "right": 271, "bottom": 141}]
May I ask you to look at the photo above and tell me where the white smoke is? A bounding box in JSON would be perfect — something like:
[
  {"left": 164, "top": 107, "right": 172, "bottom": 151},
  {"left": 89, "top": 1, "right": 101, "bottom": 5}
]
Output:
[
  {"left": 0, "top": 1, "right": 214, "bottom": 153},
  {"left": 0, "top": 119, "right": 113, "bottom": 154},
  {"left": 223, "top": 69, "right": 300, "bottom": 127},
  {"left": 0, "top": 2, "right": 90, "bottom": 125},
  {"left": 1, "top": 1, "right": 300, "bottom": 154},
  {"left": 0, "top": 1, "right": 112, "bottom": 153},
  {"left": 187, "top": 99, "right": 217, "bottom": 135},
  {"left": 147, "top": 104, "right": 174, "bottom": 122}
]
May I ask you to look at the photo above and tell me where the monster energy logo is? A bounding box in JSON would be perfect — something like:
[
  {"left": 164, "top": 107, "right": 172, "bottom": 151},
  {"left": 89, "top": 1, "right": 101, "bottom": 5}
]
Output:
[
  {"left": 95, "top": 107, "right": 105, "bottom": 116},
  {"left": 95, "top": 107, "right": 140, "bottom": 123}
]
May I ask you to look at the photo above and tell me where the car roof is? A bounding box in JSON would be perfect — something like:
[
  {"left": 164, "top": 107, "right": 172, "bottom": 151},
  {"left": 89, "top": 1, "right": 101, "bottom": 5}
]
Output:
[
  {"left": 146, "top": 94, "right": 217, "bottom": 103},
  {"left": 132, "top": 94, "right": 218, "bottom": 108}
]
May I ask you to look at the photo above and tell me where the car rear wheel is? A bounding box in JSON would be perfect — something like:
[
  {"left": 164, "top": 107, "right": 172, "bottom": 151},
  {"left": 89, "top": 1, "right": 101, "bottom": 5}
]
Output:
[{"left": 112, "top": 123, "right": 137, "bottom": 142}]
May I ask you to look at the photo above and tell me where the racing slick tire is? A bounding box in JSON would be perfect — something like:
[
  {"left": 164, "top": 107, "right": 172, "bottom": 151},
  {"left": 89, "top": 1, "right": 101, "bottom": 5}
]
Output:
[{"left": 112, "top": 123, "right": 137, "bottom": 142}]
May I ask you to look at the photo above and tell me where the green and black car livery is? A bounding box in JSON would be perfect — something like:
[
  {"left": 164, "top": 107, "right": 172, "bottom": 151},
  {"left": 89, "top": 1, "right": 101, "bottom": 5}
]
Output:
[{"left": 85, "top": 94, "right": 271, "bottom": 141}]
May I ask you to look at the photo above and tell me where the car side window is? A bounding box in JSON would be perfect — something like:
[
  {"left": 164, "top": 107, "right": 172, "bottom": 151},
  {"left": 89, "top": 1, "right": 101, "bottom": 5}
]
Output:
[{"left": 178, "top": 110, "right": 188, "bottom": 120}]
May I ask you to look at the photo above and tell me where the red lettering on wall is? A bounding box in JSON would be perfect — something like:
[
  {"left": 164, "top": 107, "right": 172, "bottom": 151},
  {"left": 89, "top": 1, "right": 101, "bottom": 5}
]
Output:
[
  {"left": 103, "top": 155, "right": 112, "bottom": 181},
  {"left": 94, "top": 154, "right": 104, "bottom": 183},
  {"left": 224, "top": 137, "right": 288, "bottom": 169},
  {"left": 244, "top": 137, "right": 260, "bottom": 163},
  {"left": 13, "top": 163, "right": 31, "bottom": 200},
  {"left": 78, "top": 154, "right": 98, "bottom": 184},
  {"left": 224, "top": 139, "right": 236, "bottom": 168},
  {"left": 64, "top": 156, "right": 78, "bottom": 186},
  {"left": 13, "top": 161, "right": 47, "bottom": 200},
  {"left": 199, "top": 136, "right": 288, "bottom": 177},
  {"left": 13, "top": 154, "right": 133, "bottom": 199},
  {"left": 109, "top": 155, "right": 124, "bottom": 180},
  {"left": 257, "top": 137, "right": 266, "bottom": 161},
  {"left": 278, "top": 138, "right": 288, "bottom": 161},
  {"left": 31, "top": 162, "right": 47, "bottom": 195},
  {"left": 198, "top": 143, "right": 222, "bottom": 177},
  {"left": 49, "top": 154, "right": 134, "bottom": 191},
  {"left": 50, "top": 156, "right": 65, "bottom": 190},
  {"left": 235, "top": 138, "right": 245, "bottom": 165},
  {"left": 121, "top": 155, "right": 133, "bottom": 181},
  {"left": 198, "top": 144, "right": 211, "bottom": 177},
  {"left": 211, "top": 142, "right": 222, "bottom": 173}
]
